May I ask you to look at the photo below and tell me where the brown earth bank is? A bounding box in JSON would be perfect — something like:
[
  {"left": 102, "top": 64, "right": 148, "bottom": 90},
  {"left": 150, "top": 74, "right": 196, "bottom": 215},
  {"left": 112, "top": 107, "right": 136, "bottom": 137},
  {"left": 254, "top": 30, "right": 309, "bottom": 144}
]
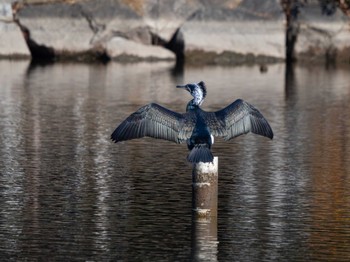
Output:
[{"left": 0, "top": 0, "right": 350, "bottom": 65}]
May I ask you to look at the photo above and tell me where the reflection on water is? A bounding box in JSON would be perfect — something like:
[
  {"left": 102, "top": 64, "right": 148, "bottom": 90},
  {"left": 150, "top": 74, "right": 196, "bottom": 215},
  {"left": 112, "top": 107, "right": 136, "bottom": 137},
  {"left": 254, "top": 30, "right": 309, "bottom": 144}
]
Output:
[{"left": 0, "top": 60, "right": 349, "bottom": 261}]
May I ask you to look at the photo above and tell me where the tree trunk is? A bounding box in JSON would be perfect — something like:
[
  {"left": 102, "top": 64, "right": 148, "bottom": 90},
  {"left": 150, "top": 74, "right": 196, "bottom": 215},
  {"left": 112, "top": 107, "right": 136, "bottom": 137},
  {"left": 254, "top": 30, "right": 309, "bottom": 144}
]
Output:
[{"left": 281, "top": 0, "right": 302, "bottom": 65}]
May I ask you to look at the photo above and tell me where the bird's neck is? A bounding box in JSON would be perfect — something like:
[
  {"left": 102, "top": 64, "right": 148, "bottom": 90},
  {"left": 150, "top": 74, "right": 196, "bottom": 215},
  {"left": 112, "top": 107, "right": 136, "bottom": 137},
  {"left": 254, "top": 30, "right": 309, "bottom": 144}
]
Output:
[{"left": 186, "top": 99, "right": 200, "bottom": 112}]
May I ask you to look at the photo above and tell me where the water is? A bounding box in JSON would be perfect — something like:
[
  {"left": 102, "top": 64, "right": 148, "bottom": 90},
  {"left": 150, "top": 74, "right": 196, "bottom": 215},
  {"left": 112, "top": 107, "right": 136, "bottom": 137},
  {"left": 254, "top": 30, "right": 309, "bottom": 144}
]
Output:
[{"left": 0, "top": 60, "right": 349, "bottom": 261}]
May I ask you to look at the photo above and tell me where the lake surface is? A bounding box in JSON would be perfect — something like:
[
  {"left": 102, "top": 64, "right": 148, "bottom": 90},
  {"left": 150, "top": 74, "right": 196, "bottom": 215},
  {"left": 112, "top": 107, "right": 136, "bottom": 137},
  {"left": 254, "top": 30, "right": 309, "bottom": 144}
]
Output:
[{"left": 0, "top": 60, "right": 349, "bottom": 261}]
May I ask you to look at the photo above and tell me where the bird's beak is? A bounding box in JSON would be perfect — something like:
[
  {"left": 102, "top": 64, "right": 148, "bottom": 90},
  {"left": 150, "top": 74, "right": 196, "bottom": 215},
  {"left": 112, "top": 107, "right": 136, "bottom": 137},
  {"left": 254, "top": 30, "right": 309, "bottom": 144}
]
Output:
[{"left": 176, "top": 84, "right": 187, "bottom": 89}]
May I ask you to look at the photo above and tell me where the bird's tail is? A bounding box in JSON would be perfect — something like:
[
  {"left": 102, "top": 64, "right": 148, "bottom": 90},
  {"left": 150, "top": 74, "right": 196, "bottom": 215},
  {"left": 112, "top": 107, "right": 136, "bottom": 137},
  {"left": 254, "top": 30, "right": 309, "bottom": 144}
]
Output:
[{"left": 187, "top": 144, "right": 213, "bottom": 163}]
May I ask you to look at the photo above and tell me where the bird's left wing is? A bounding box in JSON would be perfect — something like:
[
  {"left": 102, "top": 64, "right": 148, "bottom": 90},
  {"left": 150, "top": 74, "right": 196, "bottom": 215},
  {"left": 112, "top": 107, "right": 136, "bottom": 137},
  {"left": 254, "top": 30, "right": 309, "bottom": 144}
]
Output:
[
  {"left": 111, "top": 103, "right": 193, "bottom": 144},
  {"left": 206, "top": 99, "right": 273, "bottom": 140}
]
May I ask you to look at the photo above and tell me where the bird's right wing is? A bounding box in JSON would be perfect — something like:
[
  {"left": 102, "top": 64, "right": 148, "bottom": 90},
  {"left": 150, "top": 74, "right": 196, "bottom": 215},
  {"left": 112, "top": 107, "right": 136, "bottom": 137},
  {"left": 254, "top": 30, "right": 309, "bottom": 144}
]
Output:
[
  {"left": 111, "top": 103, "right": 194, "bottom": 144},
  {"left": 211, "top": 99, "right": 273, "bottom": 140}
]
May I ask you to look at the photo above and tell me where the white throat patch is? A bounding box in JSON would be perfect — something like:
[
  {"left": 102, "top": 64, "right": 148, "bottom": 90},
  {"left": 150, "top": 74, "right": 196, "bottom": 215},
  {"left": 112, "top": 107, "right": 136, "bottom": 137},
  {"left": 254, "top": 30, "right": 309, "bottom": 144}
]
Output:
[{"left": 191, "top": 84, "right": 204, "bottom": 105}]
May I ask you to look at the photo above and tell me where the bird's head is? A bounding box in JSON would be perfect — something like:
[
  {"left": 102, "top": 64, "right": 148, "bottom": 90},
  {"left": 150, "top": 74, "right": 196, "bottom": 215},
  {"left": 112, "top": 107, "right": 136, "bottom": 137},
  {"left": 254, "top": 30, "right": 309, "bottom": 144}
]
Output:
[{"left": 176, "top": 81, "right": 207, "bottom": 106}]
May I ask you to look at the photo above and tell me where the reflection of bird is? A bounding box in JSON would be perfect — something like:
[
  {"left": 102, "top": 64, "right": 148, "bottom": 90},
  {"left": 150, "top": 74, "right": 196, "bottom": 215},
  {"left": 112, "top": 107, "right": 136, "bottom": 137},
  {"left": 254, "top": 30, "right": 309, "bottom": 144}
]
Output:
[{"left": 111, "top": 81, "right": 273, "bottom": 163}]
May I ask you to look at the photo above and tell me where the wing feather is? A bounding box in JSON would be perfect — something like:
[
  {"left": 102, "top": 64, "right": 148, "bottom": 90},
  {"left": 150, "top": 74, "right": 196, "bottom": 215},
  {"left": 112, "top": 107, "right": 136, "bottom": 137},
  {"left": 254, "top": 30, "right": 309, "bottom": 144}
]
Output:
[
  {"left": 208, "top": 99, "right": 273, "bottom": 140},
  {"left": 111, "top": 103, "right": 194, "bottom": 143}
]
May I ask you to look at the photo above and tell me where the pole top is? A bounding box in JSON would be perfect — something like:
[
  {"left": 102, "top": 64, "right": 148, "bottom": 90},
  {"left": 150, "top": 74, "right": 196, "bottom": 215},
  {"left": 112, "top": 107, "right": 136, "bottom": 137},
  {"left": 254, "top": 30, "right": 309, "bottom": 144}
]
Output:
[{"left": 193, "top": 156, "right": 218, "bottom": 175}]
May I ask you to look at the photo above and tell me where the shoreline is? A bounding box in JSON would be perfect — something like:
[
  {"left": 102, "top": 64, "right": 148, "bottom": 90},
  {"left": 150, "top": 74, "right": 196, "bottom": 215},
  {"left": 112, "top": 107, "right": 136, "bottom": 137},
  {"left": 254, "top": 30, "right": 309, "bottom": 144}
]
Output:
[{"left": 1, "top": 1, "right": 349, "bottom": 65}]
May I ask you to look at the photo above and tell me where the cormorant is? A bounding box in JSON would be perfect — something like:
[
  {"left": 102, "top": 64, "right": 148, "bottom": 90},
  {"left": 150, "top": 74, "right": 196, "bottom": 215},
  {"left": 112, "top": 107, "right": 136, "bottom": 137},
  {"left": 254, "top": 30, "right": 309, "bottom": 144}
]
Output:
[{"left": 111, "top": 81, "right": 273, "bottom": 163}]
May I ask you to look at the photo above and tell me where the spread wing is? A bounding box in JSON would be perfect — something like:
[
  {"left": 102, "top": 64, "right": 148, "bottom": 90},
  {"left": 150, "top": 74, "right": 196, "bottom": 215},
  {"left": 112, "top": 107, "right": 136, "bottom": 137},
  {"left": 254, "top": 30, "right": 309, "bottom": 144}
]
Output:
[
  {"left": 111, "top": 103, "right": 194, "bottom": 144},
  {"left": 207, "top": 99, "right": 273, "bottom": 141}
]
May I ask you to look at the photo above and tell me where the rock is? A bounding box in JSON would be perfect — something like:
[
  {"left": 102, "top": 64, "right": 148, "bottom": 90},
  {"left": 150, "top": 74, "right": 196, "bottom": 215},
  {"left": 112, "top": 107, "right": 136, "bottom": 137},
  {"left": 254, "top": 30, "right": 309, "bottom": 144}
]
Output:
[
  {"left": 18, "top": 3, "right": 95, "bottom": 53},
  {"left": 295, "top": 0, "right": 350, "bottom": 63},
  {"left": 0, "top": 2, "right": 30, "bottom": 58},
  {"left": 1, "top": 0, "right": 349, "bottom": 64},
  {"left": 14, "top": 0, "right": 287, "bottom": 63},
  {"left": 106, "top": 36, "right": 175, "bottom": 61},
  {"left": 182, "top": 0, "right": 286, "bottom": 63},
  {"left": 17, "top": 0, "right": 195, "bottom": 61}
]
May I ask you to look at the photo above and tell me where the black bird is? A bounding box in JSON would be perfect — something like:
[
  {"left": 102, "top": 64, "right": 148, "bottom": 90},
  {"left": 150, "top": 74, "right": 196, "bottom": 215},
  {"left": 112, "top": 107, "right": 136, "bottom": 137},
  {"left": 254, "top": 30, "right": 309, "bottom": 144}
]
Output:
[{"left": 111, "top": 81, "right": 273, "bottom": 163}]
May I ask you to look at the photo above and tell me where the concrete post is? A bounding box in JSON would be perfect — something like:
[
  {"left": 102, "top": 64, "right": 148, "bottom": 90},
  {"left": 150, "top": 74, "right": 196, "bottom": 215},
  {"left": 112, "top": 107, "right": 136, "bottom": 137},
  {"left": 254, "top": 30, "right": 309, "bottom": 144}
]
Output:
[
  {"left": 191, "top": 157, "right": 218, "bottom": 261},
  {"left": 192, "top": 157, "right": 218, "bottom": 219}
]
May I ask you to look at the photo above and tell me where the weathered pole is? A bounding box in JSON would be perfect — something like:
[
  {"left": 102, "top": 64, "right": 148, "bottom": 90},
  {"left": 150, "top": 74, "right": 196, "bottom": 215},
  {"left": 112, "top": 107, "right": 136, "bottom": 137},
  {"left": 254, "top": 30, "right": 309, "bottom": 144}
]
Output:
[
  {"left": 192, "top": 157, "right": 218, "bottom": 219},
  {"left": 191, "top": 157, "right": 218, "bottom": 261}
]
